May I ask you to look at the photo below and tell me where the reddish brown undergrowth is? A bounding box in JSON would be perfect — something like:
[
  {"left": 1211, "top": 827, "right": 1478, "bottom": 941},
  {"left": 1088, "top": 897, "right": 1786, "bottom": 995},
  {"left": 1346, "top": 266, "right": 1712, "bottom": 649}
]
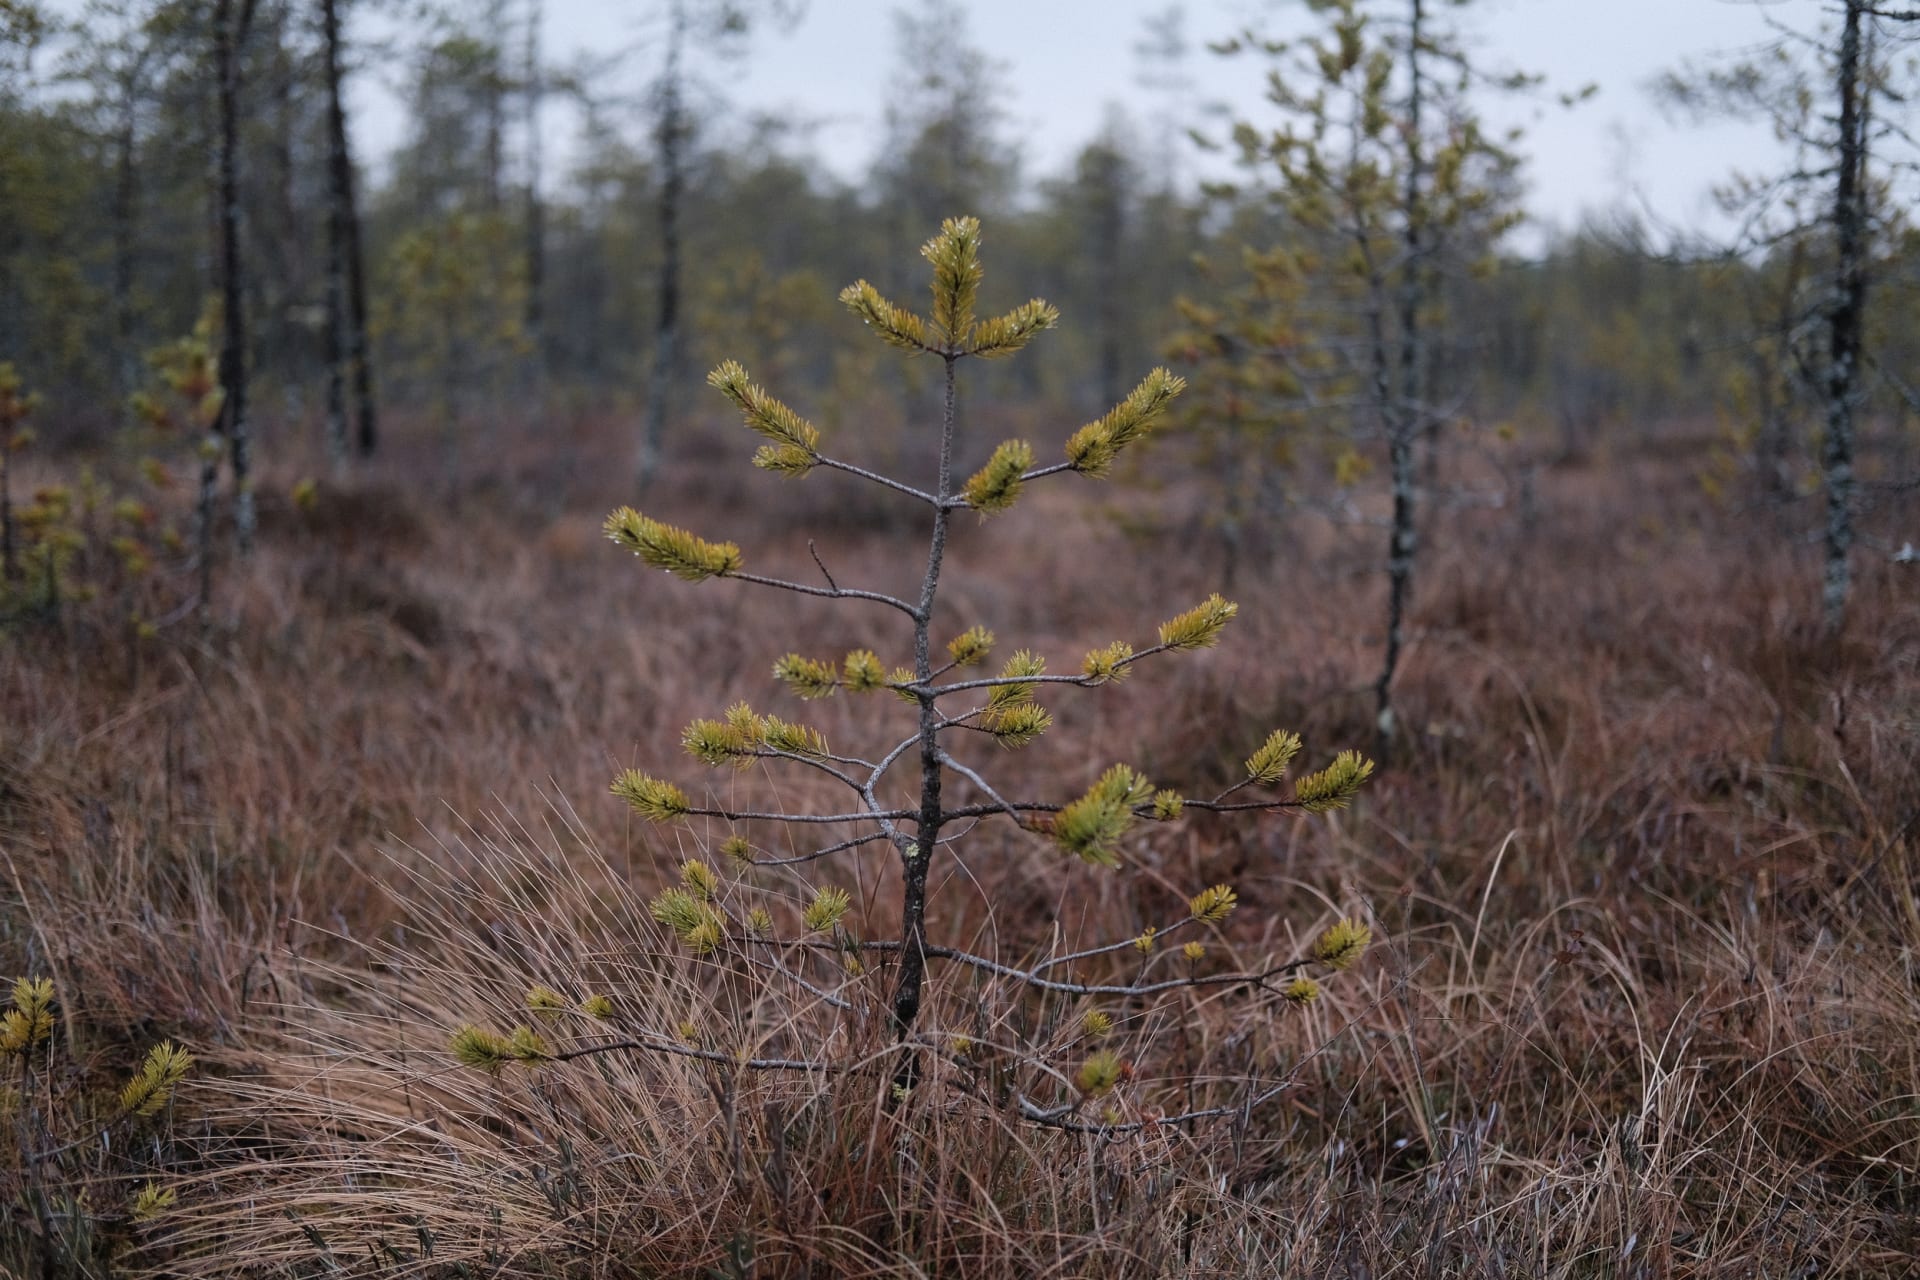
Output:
[{"left": 2, "top": 409, "right": 1916, "bottom": 1277}]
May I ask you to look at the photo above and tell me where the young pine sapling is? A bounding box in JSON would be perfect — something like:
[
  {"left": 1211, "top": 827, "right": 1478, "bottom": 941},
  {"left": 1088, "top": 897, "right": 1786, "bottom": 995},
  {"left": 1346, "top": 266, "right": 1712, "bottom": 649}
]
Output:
[{"left": 453, "top": 218, "right": 1377, "bottom": 1133}]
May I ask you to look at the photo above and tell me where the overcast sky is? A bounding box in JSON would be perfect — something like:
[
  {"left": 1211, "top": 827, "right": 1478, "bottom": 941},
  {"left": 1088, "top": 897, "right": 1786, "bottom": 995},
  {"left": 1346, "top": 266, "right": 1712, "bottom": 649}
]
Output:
[{"left": 347, "top": 0, "right": 1830, "bottom": 246}]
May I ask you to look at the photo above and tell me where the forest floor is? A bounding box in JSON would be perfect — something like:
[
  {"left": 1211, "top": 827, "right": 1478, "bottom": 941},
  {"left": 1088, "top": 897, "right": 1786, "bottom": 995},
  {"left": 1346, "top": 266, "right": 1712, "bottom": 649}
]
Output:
[{"left": 2, "top": 406, "right": 1917, "bottom": 1277}]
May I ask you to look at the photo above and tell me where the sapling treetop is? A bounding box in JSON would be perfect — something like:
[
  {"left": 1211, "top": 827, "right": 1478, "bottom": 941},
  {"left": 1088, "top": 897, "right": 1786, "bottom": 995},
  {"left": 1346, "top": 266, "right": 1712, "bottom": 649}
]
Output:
[{"left": 455, "top": 217, "right": 1377, "bottom": 1130}]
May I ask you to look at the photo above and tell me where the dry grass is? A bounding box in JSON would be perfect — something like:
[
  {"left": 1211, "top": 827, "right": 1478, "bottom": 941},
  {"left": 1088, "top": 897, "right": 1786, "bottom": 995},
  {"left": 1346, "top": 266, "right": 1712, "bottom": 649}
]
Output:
[{"left": 2, "top": 409, "right": 1917, "bottom": 1277}]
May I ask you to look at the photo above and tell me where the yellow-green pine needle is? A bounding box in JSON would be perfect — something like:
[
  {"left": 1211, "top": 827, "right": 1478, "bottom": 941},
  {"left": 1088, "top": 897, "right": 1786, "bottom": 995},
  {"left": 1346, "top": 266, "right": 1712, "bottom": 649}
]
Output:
[
  {"left": 650, "top": 889, "right": 725, "bottom": 953},
  {"left": 946, "top": 625, "right": 995, "bottom": 667},
  {"left": 1189, "top": 884, "right": 1238, "bottom": 924},
  {"left": 1312, "top": 918, "right": 1373, "bottom": 971},
  {"left": 611, "top": 770, "right": 691, "bottom": 822},
  {"left": 707, "top": 360, "right": 822, "bottom": 459},
  {"left": 773, "top": 653, "right": 841, "bottom": 700},
  {"left": 983, "top": 700, "right": 1052, "bottom": 749},
  {"left": 839, "top": 279, "right": 930, "bottom": 351},
  {"left": 0, "top": 1012, "right": 35, "bottom": 1055},
  {"left": 803, "top": 885, "right": 852, "bottom": 934},
  {"left": 753, "top": 443, "right": 817, "bottom": 476},
  {"left": 843, "top": 649, "right": 886, "bottom": 692},
  {"left": 1156, "top": 594, "right": 1239, "bottom": 651},
  {"left": 1, "top": 977, "right": 54, "bottom": 1054},
  {"left": 680, "top": 859, "right": 721, "bottom": 900},
  {"left": 525, "top": 985, "right": 568, "bottom": 1015},
  {"left": 1182, "top": 941, "right": 1206, "bottom": 962},
  {"left": 684, "top": 716, "right": 758, "bottom": 768},
  {"left": 1151, "top": 790, "right": 1185, "bottom": 820},
  {"left": 963, "top": 439, "right": 1034, "bottom": 514},
  {"left": 746, "top": 907, "right": 774, "bottom": 937},
  {"left": 761, "top": 715, "right": 830, "bottom": 758},
  {"left": 451, "top": 1024, "right": 513, "bottom": 1072},
  {"left": 1283, "top": 977, "right": 1323, "bottom": 1004},
  {"left": 508, "top": 1024, "right": 552, "bottom": 1062},
  {"left": 888, "top": 667, "right": 920, "bottom": 703},
  {"left": 1082, "top": 1009, "right": 1114, "bottom": 1038},
  {"left": 1052, "top": 764, "right": 1152, "bottom": 868},
  {"left": 685, "top": 917, "right": 725, "bottom": 955},
  {"left": 1245, "top": 729, "right": 1304, "bottom": 785},
  {"left": 120, "top": 1042, "right": 193, "bottom": 1117},
  {"left": 720, "top": 835, "right": 757, "bottom": 867},
  {"left": 922, "top": 216, "right": 984, "bottom": 345},
  {"left": 1064, "top": 368, "right": 1186, "bottom": 475},
  {"left": 968, "top": 299, "right": 1059, "bottom": 358},
  {"left": 580, "top": 995, "right": 615, "bottom": 1020},
  {"left": 986, "top": 650, "right": 1046, "bottom": 712},
  {"left": 131, "top": 1181, "right": 176, "bottom": 1222},
  {"left": 604, "top": 506, "right": 742, "bottom": 581},
  {"left": 1081, "top": 640, "right": 1134, "bottom": 684},
  {"left": 1293, "top": 751, "right": 1376, "bottom": 813},
  {"left": 724, "top": 701, "right": 764, "bottom": 737},
  {"left": 1075, "top": 1050, "right": 1123, "bottom": 1097},
  {"left": 677, "top": 1020, "right": 700, "bottom": 1044},
  {"left": 1133, "top": 927, "right": 1157, "bottom": 953}
]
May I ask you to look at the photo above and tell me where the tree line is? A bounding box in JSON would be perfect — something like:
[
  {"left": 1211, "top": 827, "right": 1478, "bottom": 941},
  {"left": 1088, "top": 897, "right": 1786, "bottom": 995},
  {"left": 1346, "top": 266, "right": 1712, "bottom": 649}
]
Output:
[{"left": 1, "top": 0, "right": 1915, "bottom": 651}]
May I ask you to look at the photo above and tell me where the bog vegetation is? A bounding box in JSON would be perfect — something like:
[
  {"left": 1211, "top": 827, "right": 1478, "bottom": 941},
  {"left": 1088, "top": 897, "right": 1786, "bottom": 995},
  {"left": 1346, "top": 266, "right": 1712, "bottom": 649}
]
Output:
[{"left": 1, "top": 0, "right": 1918, "bottom": 1276}]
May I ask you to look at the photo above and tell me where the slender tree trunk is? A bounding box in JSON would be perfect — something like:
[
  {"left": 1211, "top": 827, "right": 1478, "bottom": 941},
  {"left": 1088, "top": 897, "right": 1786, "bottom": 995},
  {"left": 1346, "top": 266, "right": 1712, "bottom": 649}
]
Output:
[
  {"left": 1, "top": 444, "right": 16, "bottom": 583},
  {"left": 637, "top": 0, "right": 685, "bottom": 490},
  {"left": 1375, "top": 0, "right": 1426, "bottom": 754},
  {"left": 523, "top": 0, "right": 545, "bottom": 380},
  {"left": 891, "top": 353, "right": 958, "bottom": 1051},
  {"left": 1092, "top": 157, "right": 1126, "bottom": 410},
  {"left": 112, "top": 74, "right": 141, "bottom": 407},
  {"left": 1822, "top": 0, "right": 1866, "bottom": 631},
  {"left": 321, "top": 0, "right": 349, "bottom": 466},
  {"left": 214, "top": 0, "right": 255, "bottom": 555},
  {"left": 484, "top": 0, "right": 506, "bottom": 211},
  {"left": 321, "top": 0, "right": 377, "bottom": 457},
  {"left": 1757, "top": 239, "right": 1808, "bottom": 502},
  {"left": 344, "top": 169, "right": 376, "bottom": 456}
]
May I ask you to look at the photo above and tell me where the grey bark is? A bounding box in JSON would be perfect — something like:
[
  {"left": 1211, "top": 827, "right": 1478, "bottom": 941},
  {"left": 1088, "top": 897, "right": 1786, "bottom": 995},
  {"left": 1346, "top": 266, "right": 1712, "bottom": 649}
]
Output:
[
  {"left": 1375, "top": 0, "right": 1426, "bottom": 754},
  {"left": 890, "top": 353, "right": 958, "bottom": 1049},
  {"left": 111, "top": 58, "right": 144, "bottom": 407},
  {"left": 1, "top": 441, "right": 16, "bottom": 583},
  {"left": 213, "top": 0, "right": 257, "bottom": 558},
  {"left": 523, "top": 0, "right": 545, "bottom": 368},
  {"left": 1821, "top": 0, "right": 1866, "bottom": 630},
  {"left": 637, "top": 0, "right": 686, "bottom": 490},
  {"left": 321, "top": 0, "right": 376, "bottom": 458}
]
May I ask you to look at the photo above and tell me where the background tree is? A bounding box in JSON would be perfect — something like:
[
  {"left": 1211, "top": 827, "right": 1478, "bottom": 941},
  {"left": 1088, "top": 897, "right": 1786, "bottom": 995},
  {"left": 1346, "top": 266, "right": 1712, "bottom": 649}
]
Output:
[
  {"left": 634, "top": 0, "right": 800, "bottom": 490},
  {"left": 1211, "top": 0, "right": 1528, "bottom": 753},
  {"left": 1662, "top": 1, "right": 1920, "bottom": 627},
  {"left": 320, "top": 0, "right": 377, "bottom": 462},
  {"left": 212, "top": 0, "right": 261, "bottom": 552},
  {"left": 373, "top": 211, "right": 530, "bottom": 485}
]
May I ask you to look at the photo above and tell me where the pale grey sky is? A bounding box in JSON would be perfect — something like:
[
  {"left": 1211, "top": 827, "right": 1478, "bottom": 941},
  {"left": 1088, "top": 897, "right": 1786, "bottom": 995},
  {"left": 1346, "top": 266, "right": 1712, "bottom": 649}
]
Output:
[{"left": 350, "top": 0, "right": 1832, "bottom": 245}]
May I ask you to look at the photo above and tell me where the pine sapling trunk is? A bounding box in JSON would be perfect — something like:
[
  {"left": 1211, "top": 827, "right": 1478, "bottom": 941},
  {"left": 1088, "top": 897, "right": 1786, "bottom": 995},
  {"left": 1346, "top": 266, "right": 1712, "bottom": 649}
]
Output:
[
  {"left": 891, "top": 355, "right": 959, "bottom": 1043},
  {"left": 1822, "top": 0, "right": 1866, "bottom": 631}
]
